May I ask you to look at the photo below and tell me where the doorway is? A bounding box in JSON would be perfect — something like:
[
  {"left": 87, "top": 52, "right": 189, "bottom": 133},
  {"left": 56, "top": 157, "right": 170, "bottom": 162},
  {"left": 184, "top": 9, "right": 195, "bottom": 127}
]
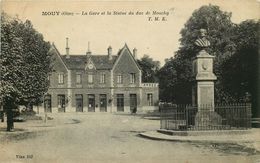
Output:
[
  {"left": 100, "top": 94, "right": 107, "bottom": 112},
  {"left": 57, "top": 94, "right": 65, "bottom": 112},
  {"left": 130, "top": 94, "right": 137, "bottom": 113},
  {"left": 44, "top": 95, "right": 52, "bottom": 113},
  {"left": 88, "top": 94, "right": 95, "bottom": 112},
  {"left": 116, "top": 94, "right": 124, "bottom": 112},
  {"left": 76, "top": 94, "right": 83, "bottom": 112}
]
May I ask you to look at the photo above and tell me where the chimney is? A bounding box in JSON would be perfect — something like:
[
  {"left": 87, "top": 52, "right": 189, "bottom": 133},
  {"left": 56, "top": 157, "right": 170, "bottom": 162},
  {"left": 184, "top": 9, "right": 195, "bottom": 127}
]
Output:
[
  {"left": 86, "top": 41, "right": 91, "bottom": 55},
  {"left": 66, "top": 37, "right": 70, "bottom": 58},
  {"left": 133, "top": 48, "right": 137, "bottom": 59},
  {"left": 108, "top": 46, "right": 112, "bottom": 60}
]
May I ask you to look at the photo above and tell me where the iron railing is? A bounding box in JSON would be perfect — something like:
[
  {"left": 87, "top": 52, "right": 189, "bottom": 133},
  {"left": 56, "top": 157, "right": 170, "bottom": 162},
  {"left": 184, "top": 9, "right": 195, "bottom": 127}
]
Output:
[{"left": 160, "top": 103, "right": 251, "bottom": 130}]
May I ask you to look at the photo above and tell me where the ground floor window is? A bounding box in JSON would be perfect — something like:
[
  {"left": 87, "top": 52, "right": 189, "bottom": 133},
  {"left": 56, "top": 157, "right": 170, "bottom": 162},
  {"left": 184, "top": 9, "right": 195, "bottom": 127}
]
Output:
[
  {"left": 100, "top": 94, "right": 107, "bottom": 112},
  {"left": 116, "top": 94, "right": 124, "bottom": 112},
  {"left": 147, "top": 93, "right": 153, "bottom": 106},
  {"left": 75, "top": 94, "right": 83, "bottom": 112},
  {"left": 130, "top": 94, "right": 137, "bottom": 113},
  {"left": 44, "top": 95, "right": 52, "bottom": 112},
  {"left": 57, "top": 94, "right": 65, "bottom": 112},
  {"left": 88, "top": 94, "right": 95, "bottom": 112}
]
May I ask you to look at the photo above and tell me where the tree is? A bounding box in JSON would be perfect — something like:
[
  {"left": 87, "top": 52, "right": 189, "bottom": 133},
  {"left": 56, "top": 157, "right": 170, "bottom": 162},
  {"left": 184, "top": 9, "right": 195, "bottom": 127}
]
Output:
[
  {"left": 157, "top": 58, "right": 177, "bottom": 103},
  {"left": 159, "top": 4, "right": 236, "bottom": 104},
  {"left": 137, "top": 54, "right": 160, "bottom": 83},
  {"left": 221, "top": 20, "right": 259, "bottom": 117},
  {"left": 15, "top": 20, "right": 52, "bottom": 109},
  {"left": 1, "top": 13, "right": 24, "bottom": 131},
  {"left": 0, "top": 12, "right": 51, "bottom": 131}
]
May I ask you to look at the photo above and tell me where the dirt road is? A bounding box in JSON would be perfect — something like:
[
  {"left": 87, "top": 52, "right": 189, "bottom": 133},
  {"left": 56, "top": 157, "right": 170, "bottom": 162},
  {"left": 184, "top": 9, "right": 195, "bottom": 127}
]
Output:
[{"left": 0, "top": 113, "right": 259, "bottom": 163}]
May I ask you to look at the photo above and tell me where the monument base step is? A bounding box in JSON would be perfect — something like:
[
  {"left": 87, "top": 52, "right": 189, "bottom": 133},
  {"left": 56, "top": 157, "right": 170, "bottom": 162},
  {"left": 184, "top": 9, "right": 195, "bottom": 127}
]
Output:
[
  {"left": 157, "top": 129, "right": 250, "bottom": 136},
  {"left": 190, "top": 125, "right": 231, "bottom": 130}
]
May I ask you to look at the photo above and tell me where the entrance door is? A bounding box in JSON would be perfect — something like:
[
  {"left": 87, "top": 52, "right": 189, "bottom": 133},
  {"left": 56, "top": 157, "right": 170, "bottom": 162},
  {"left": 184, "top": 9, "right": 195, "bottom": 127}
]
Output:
[
  {"left": 76, "top": 94, "right": 83, "bottom": 112},
  {"left": 116, "top": 94, "right": 124, "bottom": 112},
  {"left": 44, "top": 95, "right": 52, "bottom": 113},
  {"left": 57, "top": 95, "right": 65, "bottom": 112},
  {"left": 130, "top": 94, "right": 137, "bottom": 113},
  {"left": 100, "top": 94, "right": 107, "bottom": 112},
  {"left": 88, "top": 94, "right": 95, "bottom": 112}
]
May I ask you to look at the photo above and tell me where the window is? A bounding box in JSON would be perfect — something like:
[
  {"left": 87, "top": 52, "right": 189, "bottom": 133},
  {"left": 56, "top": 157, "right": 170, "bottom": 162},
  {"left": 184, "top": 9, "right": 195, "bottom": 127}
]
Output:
[
  {"left": 47, "top": 74, "right": 51, "bottom": 84},
  {"left": 116, "top": 94, "right": 124, "bottom": 112},
  {"left": 75, "top": 94, "right": 83, "bottom": 112},
  {"left": 44, "top": 95, "right": 52, "bottom": 113},
  {"left": 58, "top": 73, "right": 64, "bottom": 84},
  {"left": 76, "top": 73, "right": 82, "bottom": 84},
  {"left": 147, "top": 93, "right": 153, "bottom": 106},
  {"left": 100, "top": 73, "right": 105, "bottom": 83},
  {"left": 57, "top": 94, "right": 65, "bottom": 112},
  {"left": 130, "top": 73, "right": 136, "bottom": 83},
  {"left": 117, "top": 74, "right": 122, "bottom": 84},
  {"left": 88, "top": 73, "right": 93, "bottom": 83},
  {"left": 47, "top": 74, "right": 51, "bottom": 81}
]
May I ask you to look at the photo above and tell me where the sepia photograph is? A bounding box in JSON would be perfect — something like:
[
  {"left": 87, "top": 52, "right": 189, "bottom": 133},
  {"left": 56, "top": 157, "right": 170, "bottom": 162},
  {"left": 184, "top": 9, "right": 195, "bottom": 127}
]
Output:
[{"left": 0, "top": 0, "right": 259, "bottom": 162}]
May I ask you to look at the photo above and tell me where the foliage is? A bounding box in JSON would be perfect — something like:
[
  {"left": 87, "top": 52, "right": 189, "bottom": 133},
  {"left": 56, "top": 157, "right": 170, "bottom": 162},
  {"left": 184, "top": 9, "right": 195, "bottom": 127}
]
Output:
[
  {"left": 15, "top": 19, "right": 52, "bottom": 107},
  {"left": 0, "top": 13, "right": 24, "bottom": 102},
  {"left": 157, "top": 58, "right": 177, "bottom": 102},
  {"left": 159, "top": 4, "right": 236, "bottom": 103},
  {"left": 221, "top": 20, "right": 259, "bottom": 117},
  {"left": 159, "top": 5, "right": 258, "bottom": 108},
  {"left": 1, "top": 12, "right": 51, "bottom": 130},
  {"left": 1, "top": 12, "right": 51, "bottom": 108},
  {"left": 137, "top": 54, "right": 160, "bottom": 83}
]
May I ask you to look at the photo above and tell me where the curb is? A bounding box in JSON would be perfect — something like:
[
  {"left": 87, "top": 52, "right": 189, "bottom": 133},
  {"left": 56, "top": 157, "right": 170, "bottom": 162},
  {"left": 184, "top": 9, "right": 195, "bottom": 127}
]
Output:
[{"left": 139, "top": 131, "right": 255, "bottom": 144}]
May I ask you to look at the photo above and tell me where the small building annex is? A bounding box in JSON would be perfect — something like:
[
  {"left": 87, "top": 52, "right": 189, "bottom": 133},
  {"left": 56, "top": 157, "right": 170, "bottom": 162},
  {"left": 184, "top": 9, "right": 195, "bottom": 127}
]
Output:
[{"left": 41, "top": 39, "right": 159, "bottom": 113}]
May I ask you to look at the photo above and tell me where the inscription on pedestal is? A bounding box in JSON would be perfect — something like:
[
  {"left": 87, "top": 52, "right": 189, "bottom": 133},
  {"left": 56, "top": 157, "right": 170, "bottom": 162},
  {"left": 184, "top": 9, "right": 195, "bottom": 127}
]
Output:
[{"left": 195, "top": 111, "right": 222, "bottom": 129}]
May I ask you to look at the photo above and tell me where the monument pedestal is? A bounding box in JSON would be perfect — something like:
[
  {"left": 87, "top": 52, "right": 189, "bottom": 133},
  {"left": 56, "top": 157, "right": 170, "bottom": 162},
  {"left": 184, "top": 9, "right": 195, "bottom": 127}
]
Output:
[
  {"left": 192, "top": 50, "right": 222, "bottom": 129},
  {"left": 195, "top": 111, "right": 222, "bottom": 130}
]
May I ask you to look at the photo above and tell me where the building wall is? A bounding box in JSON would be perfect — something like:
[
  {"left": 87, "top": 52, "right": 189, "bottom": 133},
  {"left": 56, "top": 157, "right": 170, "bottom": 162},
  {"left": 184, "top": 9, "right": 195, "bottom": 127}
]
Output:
[
  {"left": 49, "top": 50, "right": 68, "bottom": 88},
  {"left": 70, "top": 88, "right": 112, "bottom": 112},
  {"left": 70, "top": 69, "right": 111, "bottom": 88},
  {"left": 141, "top": 86, "right": 159, "bottom": 112},
  {"left": 113, "top": 48, "right": 141, "bottom": 87},
  {"left": 42, "top": 47, "right": 159, "bottom": 113}
]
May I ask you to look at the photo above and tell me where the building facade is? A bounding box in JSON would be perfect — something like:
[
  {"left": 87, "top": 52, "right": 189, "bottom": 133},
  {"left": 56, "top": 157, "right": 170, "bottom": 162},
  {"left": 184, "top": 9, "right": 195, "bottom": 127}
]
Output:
[{"left": 41, "top": 41, "right": 159, "bottom": 113}]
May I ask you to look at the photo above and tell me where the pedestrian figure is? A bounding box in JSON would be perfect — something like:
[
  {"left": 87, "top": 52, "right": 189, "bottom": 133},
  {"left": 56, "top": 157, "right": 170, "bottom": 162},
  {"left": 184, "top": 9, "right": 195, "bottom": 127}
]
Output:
[{"left": 131, "top": 107, "right": 137, "bottom": 115}]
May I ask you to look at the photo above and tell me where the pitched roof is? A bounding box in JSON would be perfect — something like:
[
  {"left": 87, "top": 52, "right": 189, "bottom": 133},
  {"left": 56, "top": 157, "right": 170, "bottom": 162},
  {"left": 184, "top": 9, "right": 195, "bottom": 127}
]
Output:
[
  {"left": 115, "top": 44, "right": 142, "bottom": 71},
  {"left": 60, "top": 55, "right": 118, "bottom": 70}
]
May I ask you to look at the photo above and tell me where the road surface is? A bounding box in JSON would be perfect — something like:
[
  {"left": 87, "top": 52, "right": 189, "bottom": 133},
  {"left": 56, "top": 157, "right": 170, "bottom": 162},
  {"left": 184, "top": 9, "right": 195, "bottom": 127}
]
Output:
[{"left": 0, "top": 113, "right": 259, "bottom": 163}]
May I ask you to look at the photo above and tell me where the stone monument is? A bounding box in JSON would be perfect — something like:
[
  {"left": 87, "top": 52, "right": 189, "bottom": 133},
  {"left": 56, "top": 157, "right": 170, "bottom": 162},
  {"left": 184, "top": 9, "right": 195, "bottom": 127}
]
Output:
[{"left": 192, "top": 29, "right": 222, "bottom": 129}]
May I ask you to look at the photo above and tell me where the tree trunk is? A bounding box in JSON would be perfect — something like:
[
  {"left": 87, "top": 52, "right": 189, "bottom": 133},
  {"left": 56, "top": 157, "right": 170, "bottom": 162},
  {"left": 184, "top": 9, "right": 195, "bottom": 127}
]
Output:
[
  {"left": 6, "top": 109, "right": 14, "bottom": 131},
  {"left": 1, "top": 112, "right": 4, "bottom": 122},
  {"left": 4, "top": 98, "right": 14, "bottom": 132}
]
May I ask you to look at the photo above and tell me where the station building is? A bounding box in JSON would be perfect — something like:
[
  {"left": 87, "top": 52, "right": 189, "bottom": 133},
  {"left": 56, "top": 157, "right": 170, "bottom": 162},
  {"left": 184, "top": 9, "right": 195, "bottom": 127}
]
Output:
[{"left": 42, "top": 40, "right": 159, "bottom": 113}]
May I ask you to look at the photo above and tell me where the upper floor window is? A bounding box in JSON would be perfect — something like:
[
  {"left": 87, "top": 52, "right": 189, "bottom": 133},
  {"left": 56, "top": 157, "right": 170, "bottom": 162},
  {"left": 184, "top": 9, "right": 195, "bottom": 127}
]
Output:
[
  {"left": 58, "top": 73, "right": 64, "bottom": 84},
  {"left": 117, "top": 74, "right": 122, "bottom": 84},
  {"left": 130, "top": 73, "right": 136, "bottom": 84},
  {"left": 100, "top": 73, "right": 105, "bottom": 83},
  {"left": 76, "top": 73, "right": 82, "bottom": 84},
  {"left": 147, "top": 93, "right": 153, "bottom": 106},
  {"left": 88, "top": 73, "right": 93, "bottom": 83},
  {"left": 47, "top": 74, "right": 51, "bottom": 81}
]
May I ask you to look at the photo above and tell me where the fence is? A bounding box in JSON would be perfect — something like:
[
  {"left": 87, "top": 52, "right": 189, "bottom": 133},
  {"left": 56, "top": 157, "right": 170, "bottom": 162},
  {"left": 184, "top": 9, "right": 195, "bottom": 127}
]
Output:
[{"left": 160, "top": 103, "right": 251, "bottom": 130}]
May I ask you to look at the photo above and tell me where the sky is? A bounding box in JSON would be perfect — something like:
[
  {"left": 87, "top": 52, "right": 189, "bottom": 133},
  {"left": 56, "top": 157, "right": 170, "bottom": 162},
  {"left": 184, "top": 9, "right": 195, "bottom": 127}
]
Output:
[{"left": 2, "top": 0, "right": 259, "bottom": 66}]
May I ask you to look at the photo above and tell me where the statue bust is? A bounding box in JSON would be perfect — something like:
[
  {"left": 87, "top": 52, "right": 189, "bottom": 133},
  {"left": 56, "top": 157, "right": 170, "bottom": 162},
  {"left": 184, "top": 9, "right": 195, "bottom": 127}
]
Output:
[{"left": 195, "top": 29, "right": 210, "bottom": 49}]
